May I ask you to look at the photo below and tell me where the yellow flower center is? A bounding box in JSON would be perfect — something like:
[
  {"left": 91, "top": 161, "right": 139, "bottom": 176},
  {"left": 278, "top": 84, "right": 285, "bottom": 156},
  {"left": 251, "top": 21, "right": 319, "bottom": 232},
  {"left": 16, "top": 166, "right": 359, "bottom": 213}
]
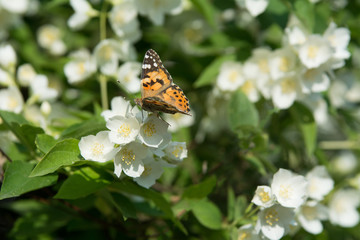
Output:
[
  {"left": 117, "top": 123, "right": 131, "bottom": 138},
  {"left": 279, "top": 184, "right": 292, "bottom": 199},
  {"left": 279, "top": 57, "right": 290, "bottom": 72},
  {"left": 280, "top": 78, "right": 296, "bottom": 94},
  {"left": 115, "top": 11, "right": 125, "bottom": 24},
  {"left": 172, "top": 146, "right": 184, "bottom": 158},
  {"left": 241, "top": 80, "right": 254, "bottom": 95},
  {"left": 265, "top": 208, "right": 279, "bottom": 226},
  {"left": 77, "top": 62, "right": 86, "bottom": 75},
  {"left": 307, "top": 45, "right": 319, "bottom": 59},
  {"left": 259, "top": 189, "right": 271, "bottom": 203},
  {"left": 302, "top": 205, "right": 316, "bottom": 220},
  {"left": 143, "top": 122, "right": 156, "bottom": 137},
  {"left": 238, "top": 232, "right": 249, "bottom": 240},
  {"left": 229, "top": 71, "right": 238, "bottom": 83},
  {"left": 120, "top": 148, "right": 135, "bottom": 166},
  {"left": 91, "top": 142, "right": 104, "bottom": 156},
  {"left": 141, "top": 165, "right": 152, "bottom": 177},
  {"left": 258, "top": 59, "right": 269, "bottom": 73}
]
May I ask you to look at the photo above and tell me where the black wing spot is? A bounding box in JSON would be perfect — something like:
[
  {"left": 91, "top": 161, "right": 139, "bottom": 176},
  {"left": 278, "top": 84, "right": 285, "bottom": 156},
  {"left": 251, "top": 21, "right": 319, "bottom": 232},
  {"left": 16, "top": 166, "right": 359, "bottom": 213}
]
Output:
[
  {"left": 186, "top": 102, "right": 189, "bottom": 106},
  {"left": 179, "top": 99, "right": 182, "bottom": 102},
  {"left": 179, "top": 104, "right": 183, "bottom": 106},
  {"left": 156, "top": 78, "right": 164, "bottom": 85},
  {"left": 149, "top": 80, "right": 156, "bottom": 86},
  {"left": 175, "top": 95, "right": 179, "bottom": 98},
  {"left": 143, "top": 83, "right": 148, "bottom": 87},
  {"left": 187, "top": 108, "right": 190, "bottom": 111}
]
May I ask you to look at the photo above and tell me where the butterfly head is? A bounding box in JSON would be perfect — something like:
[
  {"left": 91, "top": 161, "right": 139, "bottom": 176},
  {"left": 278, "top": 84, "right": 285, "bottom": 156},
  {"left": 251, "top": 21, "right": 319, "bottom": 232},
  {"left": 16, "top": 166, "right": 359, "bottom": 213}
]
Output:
[{"left": 134, "top": 98, "right": 143, "bottom": 107}]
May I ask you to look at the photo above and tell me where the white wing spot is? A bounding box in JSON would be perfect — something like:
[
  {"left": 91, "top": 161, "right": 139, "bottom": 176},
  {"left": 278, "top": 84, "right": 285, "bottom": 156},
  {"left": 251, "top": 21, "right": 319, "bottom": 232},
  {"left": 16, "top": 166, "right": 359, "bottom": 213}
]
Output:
[
  {"left": 145, "top": 54, "right": 149, "bottom": 58},
  {"left": 154, "top": 62, "right": 158, "bottom": 67}
]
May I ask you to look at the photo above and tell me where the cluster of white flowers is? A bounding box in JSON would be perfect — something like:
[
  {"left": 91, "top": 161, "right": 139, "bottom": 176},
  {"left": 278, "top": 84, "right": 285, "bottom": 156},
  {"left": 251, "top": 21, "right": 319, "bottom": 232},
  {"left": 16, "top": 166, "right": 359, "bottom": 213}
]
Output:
[
  {"left": 240, "top": 167, "right": 360, "bottom": 240},
  {"left": 78, "top": 97, "right": 188, "bottom": 188},
  {"left": 216, "top": 20, "right": 351, "bottom": 117}
]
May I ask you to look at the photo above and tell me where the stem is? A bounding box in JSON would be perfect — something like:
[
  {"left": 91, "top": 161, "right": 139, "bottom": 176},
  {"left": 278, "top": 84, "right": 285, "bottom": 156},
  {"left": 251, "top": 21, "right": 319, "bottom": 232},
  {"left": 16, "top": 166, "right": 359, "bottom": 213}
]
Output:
[
  {"left": 100, "top": 1, "right": 108, "bottom": 41},
  {"left": 319, "top": 140, "right": 360, "bottom": 150},
  {"left": 99, "top": 74, "right": 109, "bottom": 110}
]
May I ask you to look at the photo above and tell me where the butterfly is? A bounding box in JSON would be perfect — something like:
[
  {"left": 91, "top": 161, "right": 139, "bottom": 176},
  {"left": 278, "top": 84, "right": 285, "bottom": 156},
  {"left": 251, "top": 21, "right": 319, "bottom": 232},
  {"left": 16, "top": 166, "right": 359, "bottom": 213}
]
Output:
[{"left": 135, "top": 49, "right": 191, "bottom": 116}]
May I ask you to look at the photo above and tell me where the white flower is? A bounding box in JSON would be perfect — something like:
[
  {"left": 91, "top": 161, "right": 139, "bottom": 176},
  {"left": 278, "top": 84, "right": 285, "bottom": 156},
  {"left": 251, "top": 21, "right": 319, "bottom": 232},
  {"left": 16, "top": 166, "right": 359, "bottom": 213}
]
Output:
[
  {"left": 0, "top": 68, "right": 14, "bottom": 86},
  {"left": 79, "top": 131, "right": 118, "bottom": 162},
  {"left": 107, "top": 115, "right": 140, "bottom": 145},
  {"left": 0, "top": 86, "right": 24, "bottom": 113},
  {"left": 93, "top": 39, "right": 136, "bottom": 75},
  {"left": 271, "top": 168, "right": 308, "bottom": 208},
  {"left": 323, "top": 22, "right": 350, "bottom": 69},
  {"left": 306, "top": 166, "right": 334, "bottom": 201},
  {"left": 271, "top": 74, "right": 301, "bottom": 109},
  {"left": 101, "top": 97, "right": 132, "bottom": 121},
  {"left": 114, "top": 141, "right": 148, "bottom": 178},
  {"left": 164, "top": 141, "right": 187, "bottom": 163},
  {"left": 285, "top": 25, "right": 308, "bottom": 47},
  {"left": 252, "top": 185, "right": 276, "bottom": 208},
  {"left": 331, "top": 151, "right": 358, "bottom": 175},
  {"left": 109, "top": 1, "right": 141, "bottom": 42},
  {"left": 244, "top": 0, "right": 269, "bottom": 17},
  {"left": 40, "top": 101, "right": 51, "bottom": 116},
  {"left": 257, "top": 204, "right": 295, "bottom": 240},
  {"left": 30, "top": 74, "right": 59, "bottom": 102},
  {"left": 298, "top": 35, "right": 333, "bottom": 69},
  {"left": 163, "top": 112, "right": 194, "bottom": 132},
  {"left": 17, "top": 63, "right": 36, "bottom": 87},
  {"left": 240, "top": 77, "right": 260, "bottom": 103},
  {"left": 23, "top": 104, "right": 46, "bottom": 128},
  {"left": 117, "top": 62, "right": 141, "bottom": 93},
  {"left": 216, "top": 61, "right": 244, "bottom": 91},
  {"left": 138, "top": 114, "right": 170, "bottom": 148},
  {"left": 237, "top": 224, "right": 260, "bottom": 240},
  {"left": 329, "top": 189, "right": 360, "bottom": 227},
  {"left": 68, "top": 0, "right": 98, "bottom": 30},
  {"left": 268, "top": 47, "right": 297, "bottom": 80},
  {"left": 298, "top": 200, "right": 328, "bottom": 234},
  {"left": 134, "top": 0, "right": 181, "bottom": 25},
  {"left": 37, "top": 24, "right": 66, "bottom": 55},
  {"left": 133, "top": 156, "right": 164, "bottom": 188},
  {"left": 300, "top": 93, "right": 329, "bottom": 125},
  {"left": 64, "top": 48, "right": 97, "bottom": 84},
  {"left": 299, "top": 67, "right": 330, "bottom": 93},
  {"left": 0, "top": 0, "right": 29, "bottom": 14},
  {"left": 0, "top": 43, "right": 16, "bottom": 71}
]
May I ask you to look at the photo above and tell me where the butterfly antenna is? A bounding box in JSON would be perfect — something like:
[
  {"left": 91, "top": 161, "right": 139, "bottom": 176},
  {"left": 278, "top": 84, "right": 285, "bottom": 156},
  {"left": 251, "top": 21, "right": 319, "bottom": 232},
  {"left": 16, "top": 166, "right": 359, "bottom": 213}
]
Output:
[{"left": 156, "top": 112, "right": 171, "bottom": 126}]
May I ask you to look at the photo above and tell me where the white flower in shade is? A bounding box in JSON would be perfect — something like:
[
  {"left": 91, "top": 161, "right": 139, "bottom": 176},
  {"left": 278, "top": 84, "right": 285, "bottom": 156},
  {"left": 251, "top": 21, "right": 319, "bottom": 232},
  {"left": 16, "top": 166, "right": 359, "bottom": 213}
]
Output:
[
  {"left": 237, "top": 224, "right": 260, "bottom": 240},
  {"left": 64, "top": 48, "right": 96, "bottom": 84},
  {"left": 138, "top": 114, "right": 170, "bottom": 148},
  {"left": 257, "top": 204, "right": 295, "bottom": 240},
  {"left": 269, "top": 47, "right": 297, "bottom": 80},
  {"left": 40, "top": 101, "right": 51, "bottom": 116},
  {"left": 252, "top": 186, "right": 276, "bottom": 208},
  {"left": 68, "top": 0, "right": 98, "bottom": 30},
  {"left": 299, "top": 67, "right": 330, "bottom": 93},
  {"left": 101, "top": 97, "right": 132, "bottom": 121},
  {"left": 133, "top": 156, "right": 164, "bottom": 188},
  {"left": 246, "top": 48, "right": 272, "bottom": 99},
  {"left": 17, "top": 63, "right": 36, "bottom": 87},
  {"left": 37, "top": 24, "right": 66, "bottom": 55},
  {"left": 30, "top": 74, "right": 59, "bottom": 102},
  {"left": 134, "top": 0, "right": 181, "bottom": 25},
  {"left": 23, "top": 104, "right": 46, "bottom": 128},
  {"left": 0, "top": 0, "right": 29, "bottom": 14},
  {"left": 93, "top": 39, "right": 136, "bottom": 75},
  {"left": 107, "top": 115, "right": 140, "bottom": 145},
  {"left": 306, "top": 166, "right": 334, "bottom": 201},
  {"left": 298, "top": 35, "right": 333, "bottom": 69},
  {"left": 0, "top": 68, "right": 14, "bottom": 86},
  {"left": 244, "top": 0, "right": 269, "bottom": 17},
  {"left": 298, "top": 201, "right": 328, "bottom": 235},
  {"left": 329, "top": 189, "right": 360, "bottom": 227},
  {"left": 216, "top": 61, "right": 244, "bottom": 91},
  {"left": 271, "top": 168, "right": 308, "bottom": 208},
  {"left": 0, "top": 86, "right": 24, "bottom": 113},
  {"left": 79, "top": 131, "right": 118, "bottom": 162},
  {"left": 240, "top": 77, "right": 260, "bottom": 103},
  {"left": 284, "top": 25, "right": 308, "bottom": 47},
  {"left": 114, "top": 141, "right": 148, "bottom": 178},
  {"left": 331, "top": 151, "right": 358, "bottom": 175},
  {"left": 164, "top": 141, "right": 187, "bottom": 163},
  {"left": 109, "top": 1, "right": 141, "bottom": 42},
  {"left": 323, "top": 22, "right": 350, "bottom": 69},
  {"left": 117, "top": 62, "right": 141, "bottom": 93},
  {"left": 300, "top": 93, "right": 329, "bottom": 125},
  {"left": 271, "top": 74, "right": 301, "bottom": 109},
  {"left": 163, "top": 112, "right": 194, "bottom": 132},
  {"left": 0, "top": 43, "right": 16, "bottom": 71}
]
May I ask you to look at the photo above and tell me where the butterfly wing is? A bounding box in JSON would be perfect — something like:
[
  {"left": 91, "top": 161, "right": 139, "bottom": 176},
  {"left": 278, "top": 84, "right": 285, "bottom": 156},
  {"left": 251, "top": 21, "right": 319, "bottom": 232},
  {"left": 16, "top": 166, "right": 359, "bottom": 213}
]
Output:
[{"left": 141, "top": 49, "right": 173, "bottom": 98}]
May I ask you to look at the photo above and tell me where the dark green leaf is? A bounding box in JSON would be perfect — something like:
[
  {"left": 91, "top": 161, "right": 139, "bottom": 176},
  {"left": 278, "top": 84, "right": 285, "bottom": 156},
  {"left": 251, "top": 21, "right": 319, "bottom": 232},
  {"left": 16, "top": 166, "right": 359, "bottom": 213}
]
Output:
[
  {"left": 294, "top": 0, "right": 314, "bottom": 31},
  {"left": 59, "top": 118, "right": 106, "bottom": 140},
  {"left": 102, "top": 191, "right": 137, "bottom": 219},
  {"left": 228, "top": 90, "right": 259, "bottom": 131},
  {"left": 194, "top": 54, "right": 236, "bottom": 88},
  {"left": 191, "top": 0, "right": 218, "bottom": 29},
  {"left": 54, "top": 167, "right": 112, "bottom": 199},
  {"left": 35, "top": 134, "right": 57, "bottom": 154},
  {"left": 0, "top": 161, "right": 58, "bottom": 200},
  {"left": 182, "top": 175, "right": 217, "bottom": 199},
  {"left": 30, "top": 138, "right": 81, "bottom": 177},
  {"left": 191, "top": 199, "right": 222, "bottom": 230}
]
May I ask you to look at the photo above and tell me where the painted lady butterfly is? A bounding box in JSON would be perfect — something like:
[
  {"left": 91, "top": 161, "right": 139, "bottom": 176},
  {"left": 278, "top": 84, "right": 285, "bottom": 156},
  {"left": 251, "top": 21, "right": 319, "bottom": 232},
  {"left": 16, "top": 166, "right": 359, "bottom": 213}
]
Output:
[{"left": 135, "top": 49, "right": 191, "bottom": 116}]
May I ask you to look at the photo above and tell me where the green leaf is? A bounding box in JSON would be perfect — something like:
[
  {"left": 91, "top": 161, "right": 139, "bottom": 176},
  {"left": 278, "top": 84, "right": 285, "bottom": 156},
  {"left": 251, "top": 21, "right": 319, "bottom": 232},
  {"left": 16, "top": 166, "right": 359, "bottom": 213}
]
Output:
[
  {"left": 182, "top": 175, "right": 217, "bottom": 199},
  {"left": 102, "top": 191, "right": 137, "bottom": 219},
  {"left": 0, "top": 161, "right": 58, "bottom": 200},
  {"left": 228, "top": 90, "right": 259, "bottom": 131},
  {"left": 191, "top": 199, "right": 222, "bottom": 230},
  {"left": 290, "top": 102, "right": 317, "bottom": 157},
  {"left": 30, "top": 138, "right": 81, "bottom": 177},
  {"left": 194, "top": 54, "right": 236, "bottom": 88},
  {"left": 191, "top": 0, "right": 218, "bottom": 29},
  {"left": 227, "top": 188, "right": 235, "bottom": 221},
  {"left": 0, "top": 110, "right": 44, "bottom": 153},
  {"left": 54, "top": 167, "right": 112, "bottom": 199},
  {"left": 35, "top": 134, "right": 57, "bottom": 153},
  {"left": 294, "top": 0, "right": 314, "bottom": 31},
  {"left": 59, "top": 118, "right": 106, "bottom": 140}
]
